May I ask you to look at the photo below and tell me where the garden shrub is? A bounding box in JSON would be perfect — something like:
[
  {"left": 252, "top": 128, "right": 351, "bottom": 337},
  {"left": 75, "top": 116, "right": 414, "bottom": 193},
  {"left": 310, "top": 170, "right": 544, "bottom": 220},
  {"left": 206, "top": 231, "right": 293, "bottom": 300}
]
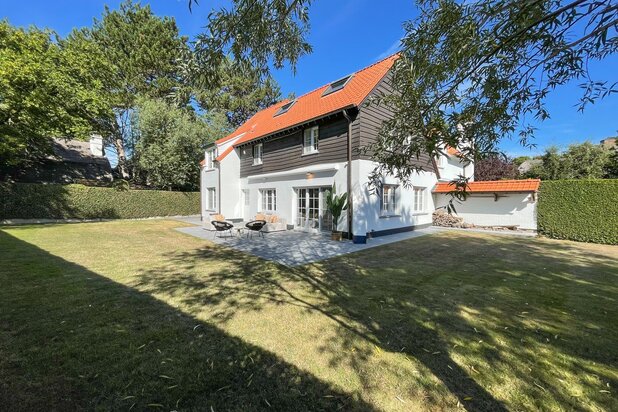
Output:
[
  {"left": 538, "top": 180, "right": 618, "bottom": 244},
  {"left": 0, "top": 183, "right": 200, "bottom": 220}
]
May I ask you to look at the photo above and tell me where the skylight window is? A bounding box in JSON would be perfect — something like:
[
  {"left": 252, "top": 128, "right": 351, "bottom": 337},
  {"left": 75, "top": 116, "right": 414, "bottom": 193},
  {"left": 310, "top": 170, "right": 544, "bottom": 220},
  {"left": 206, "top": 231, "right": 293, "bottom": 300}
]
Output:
[
  {"left": 274, "top": 100, "right": 296, "bottom": 116},
  {"left": 322, "top": 74, "right": 353, "bottom": 97}
]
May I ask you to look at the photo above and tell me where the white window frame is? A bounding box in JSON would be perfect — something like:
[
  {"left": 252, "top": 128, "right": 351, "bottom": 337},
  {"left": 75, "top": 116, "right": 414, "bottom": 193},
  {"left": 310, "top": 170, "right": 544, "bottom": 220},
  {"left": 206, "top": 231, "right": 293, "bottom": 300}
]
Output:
[
  {"left": 303, "top": 126, "right": 319, "bottom": 155},
  {"left": 381, "top": 184, "right": 399, "bottom": 216},
  {"left": 413, "top": 187, "right": 426, "bottom": 213},
  {"left": 205, "top": 148, "right": 216, "bottom": 169},
  {"left": 260, "top": 189, "right": 276, "bottom": 212},
  {"left": 253, "top": 143, "right": 263, "bottom": 165},
  {"left": 207, "top": 187, "right": 217, "bottom": 211}
]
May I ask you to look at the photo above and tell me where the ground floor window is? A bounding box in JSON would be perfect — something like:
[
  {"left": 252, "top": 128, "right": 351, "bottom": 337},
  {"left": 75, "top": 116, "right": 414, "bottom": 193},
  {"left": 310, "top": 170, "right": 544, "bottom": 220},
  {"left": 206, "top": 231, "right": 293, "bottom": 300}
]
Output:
[
  {"left": 413, "top": 187, "right": 426, "bottom": 212},
  {"left": 207, "top": 187, "right": 216, "bottom": 210},
  {"left": 261, "top": 189, "right": 276, "bottom": 212},
  {"left": 381, "top": 184, "right": 399, "bottom": 215}
]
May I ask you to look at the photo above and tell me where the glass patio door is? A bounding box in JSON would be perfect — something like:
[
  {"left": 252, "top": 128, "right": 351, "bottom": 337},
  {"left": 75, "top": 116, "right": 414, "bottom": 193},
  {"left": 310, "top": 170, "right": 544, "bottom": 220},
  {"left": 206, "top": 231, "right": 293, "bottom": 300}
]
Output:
[{"left": 296, "top": 188, "right": 322, "bottom": 232}]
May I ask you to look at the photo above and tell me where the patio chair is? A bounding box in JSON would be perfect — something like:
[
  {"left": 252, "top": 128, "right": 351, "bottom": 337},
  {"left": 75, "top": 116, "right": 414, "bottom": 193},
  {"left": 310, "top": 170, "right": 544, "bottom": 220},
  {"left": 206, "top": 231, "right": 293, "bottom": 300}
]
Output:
[
  {"left": 245, "top": 220, "right": 267, "bottom": 239},
  {"left": 211, "top": 220, "right": 234, "bottom": 238}
]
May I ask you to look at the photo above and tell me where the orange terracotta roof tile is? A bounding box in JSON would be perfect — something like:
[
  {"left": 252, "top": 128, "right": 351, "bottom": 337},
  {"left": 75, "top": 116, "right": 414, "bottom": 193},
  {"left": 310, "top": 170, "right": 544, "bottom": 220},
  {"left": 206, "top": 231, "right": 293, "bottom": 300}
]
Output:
[
  {"left": 446, "top": 146, "right": 460, "bottom": 156},
  {"left": 216, "top": 54, "right": 398, "bottom": 148},
  {"left": 215, "top": 146, "right": 234, "bottom": 162},
  {"left": 433, "top": 179, "right": 541, "bottom": 193}
]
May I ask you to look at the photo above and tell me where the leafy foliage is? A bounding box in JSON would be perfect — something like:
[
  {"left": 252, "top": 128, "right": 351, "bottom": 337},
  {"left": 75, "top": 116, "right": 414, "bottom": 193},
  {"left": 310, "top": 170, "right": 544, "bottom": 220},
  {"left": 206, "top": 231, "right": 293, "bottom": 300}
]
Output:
[
  {"left": 525, "top": 142, "right": 610, "bottom": 179},
  {"left": 131, "top": 98, "right": 230, "bottom": 191},
  {"left": 195, "top": 59, "right": 282, "bottom": 128},
  {"left": 0, "top": 182, "right": 200, "bottom": 219},
  {"left": 474, "top": 154, "right": 518, "bottom": 181},
  {"left": 0, "top": 21, "right": 110, "bottom": 171},
  {"left": 193, "top": 0, "right": 313, "bottom": 83},
  {"left": 324, "top": 185, "right": 348, "bottom": 232},
  {"left": 538, "top": 179, "right": 618, "bottom": 244},
  {"left": 370, "top": 0, "right": 617, "bottom": 186},
  {"left": 68, "top": 0, "right": 190, "bottom": 178}
]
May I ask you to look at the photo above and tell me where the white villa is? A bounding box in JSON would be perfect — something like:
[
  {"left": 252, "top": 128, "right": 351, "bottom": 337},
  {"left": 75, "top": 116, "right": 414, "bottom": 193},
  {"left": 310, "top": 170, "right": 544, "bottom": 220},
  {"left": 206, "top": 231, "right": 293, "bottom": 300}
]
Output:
[{"left": 200, "top": 54, "right": 476, "bottom": 243}]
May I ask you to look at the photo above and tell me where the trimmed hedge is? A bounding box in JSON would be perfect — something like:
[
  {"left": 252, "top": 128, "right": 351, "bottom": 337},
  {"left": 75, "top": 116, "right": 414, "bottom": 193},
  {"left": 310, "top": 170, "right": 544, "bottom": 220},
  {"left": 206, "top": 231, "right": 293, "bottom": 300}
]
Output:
[
  {"left": 538, "top": 180, "right": 618, "bottom": 245},
  {"left": 0, "top": 183, "right": 200, "bottom": 220}
]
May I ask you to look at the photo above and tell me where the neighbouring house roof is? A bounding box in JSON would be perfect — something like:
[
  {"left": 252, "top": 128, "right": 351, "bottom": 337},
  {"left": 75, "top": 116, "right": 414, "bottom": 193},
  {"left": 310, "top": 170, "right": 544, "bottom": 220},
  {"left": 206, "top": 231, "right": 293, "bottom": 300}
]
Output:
[
  {"left": 50, "top": 138, "right": 110, "bottom": 166},
  {"left": 433, "top": 179, "right": 541, "bottom": 193},
  {"left": 214, "top": 54, "right": 398, "bottom": 153},
  {"left": 16, "top": 137, "right": 112, "bottom": 184}
]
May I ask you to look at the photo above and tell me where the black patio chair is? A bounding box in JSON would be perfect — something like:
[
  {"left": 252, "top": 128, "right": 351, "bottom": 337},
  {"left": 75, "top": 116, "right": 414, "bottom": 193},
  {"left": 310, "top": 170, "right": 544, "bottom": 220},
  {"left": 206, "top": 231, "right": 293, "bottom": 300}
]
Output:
[
  {"left": 211, "top": 220, "right": 234, "bottom": 238},
  {"left": 245, "top": 220, "right": 267, "bottom": 239}
]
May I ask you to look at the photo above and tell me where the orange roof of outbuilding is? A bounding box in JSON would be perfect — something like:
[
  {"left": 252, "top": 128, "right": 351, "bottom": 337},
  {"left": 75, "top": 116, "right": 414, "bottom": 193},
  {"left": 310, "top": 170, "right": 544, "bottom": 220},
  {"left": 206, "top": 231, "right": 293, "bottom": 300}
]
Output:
[
  {"left": 215, "top": 54, "right": 398, "bottom": 148},
  {"left": 433, "top": 179, "right": 541, "bottom": 193}
]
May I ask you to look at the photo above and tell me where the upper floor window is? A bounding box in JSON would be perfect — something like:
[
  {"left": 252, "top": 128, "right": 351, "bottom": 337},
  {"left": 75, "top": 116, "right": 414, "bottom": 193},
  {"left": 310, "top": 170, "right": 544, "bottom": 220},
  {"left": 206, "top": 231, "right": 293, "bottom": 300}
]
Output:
[
  {"left": 413, "top": 187, "right": 426, "bottom": 212},
  {"left": 381, "top": 184, "right": 399, "bottom": 215},
  {"left": 205, "top": 148, "right": 216, "bottom": 169},
  {"left": 261, "top": 189, "right": 276, "bottom": 212},
  {"left": 303, "top": 126, "right": 319, "bottom": 155},
  {"left": 253, "top": 143, "right": 263, "bottom": 165},
  {"left": 322, "top": 75, "right": 353, "bottom": 97}
]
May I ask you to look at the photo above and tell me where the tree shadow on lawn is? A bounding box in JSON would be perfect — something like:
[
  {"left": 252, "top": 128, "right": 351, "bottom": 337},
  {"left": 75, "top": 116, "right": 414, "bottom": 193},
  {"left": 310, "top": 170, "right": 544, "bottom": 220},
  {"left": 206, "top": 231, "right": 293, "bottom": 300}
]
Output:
[
  {"left": 0, "top": 230, "right": 375, "bottom": 411},
  {"left": 136, "top": 231, "right": 618, "bottom": 411}
]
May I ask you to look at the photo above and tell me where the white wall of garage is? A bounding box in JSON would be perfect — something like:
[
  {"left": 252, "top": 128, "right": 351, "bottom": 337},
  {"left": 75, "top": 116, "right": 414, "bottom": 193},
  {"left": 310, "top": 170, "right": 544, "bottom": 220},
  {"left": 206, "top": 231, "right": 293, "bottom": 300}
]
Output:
[{"left": 434, "top": 192, "right": 537, "bottom": 230}]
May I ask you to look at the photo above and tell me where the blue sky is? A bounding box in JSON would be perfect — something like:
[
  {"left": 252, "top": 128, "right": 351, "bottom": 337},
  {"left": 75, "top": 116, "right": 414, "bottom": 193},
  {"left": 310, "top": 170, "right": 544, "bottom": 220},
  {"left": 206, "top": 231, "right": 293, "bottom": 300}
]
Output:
[{"left": 3, "top": 0, "right": 617, "bottom": 157}]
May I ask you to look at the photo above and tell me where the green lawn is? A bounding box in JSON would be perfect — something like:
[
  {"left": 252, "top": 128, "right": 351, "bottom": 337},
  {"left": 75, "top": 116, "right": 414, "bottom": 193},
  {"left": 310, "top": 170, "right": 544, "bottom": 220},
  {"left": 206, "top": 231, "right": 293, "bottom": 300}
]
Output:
[{"left": 1, "top": 220, "right": 616, "bottom": 411}]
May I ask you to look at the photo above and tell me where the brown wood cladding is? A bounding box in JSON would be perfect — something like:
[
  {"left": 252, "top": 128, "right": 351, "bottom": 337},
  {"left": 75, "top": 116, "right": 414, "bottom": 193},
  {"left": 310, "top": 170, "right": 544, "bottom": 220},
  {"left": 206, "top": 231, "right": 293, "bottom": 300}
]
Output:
[
  {"left": 240, "top": 114, "right": 358, "bottom": 177},
  {"left": 357, "top": 72, "right": 436, "bottom": 172},
  {"left": 238, "top": 69, "right": 435, "bottom": 177}
]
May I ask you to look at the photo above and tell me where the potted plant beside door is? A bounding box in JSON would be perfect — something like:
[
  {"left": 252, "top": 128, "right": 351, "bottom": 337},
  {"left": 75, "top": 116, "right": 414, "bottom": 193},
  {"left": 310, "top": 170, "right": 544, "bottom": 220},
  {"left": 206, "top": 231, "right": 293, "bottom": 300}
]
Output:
[{"left": 325, "top": 185, "right": 348, "bottom": 241}]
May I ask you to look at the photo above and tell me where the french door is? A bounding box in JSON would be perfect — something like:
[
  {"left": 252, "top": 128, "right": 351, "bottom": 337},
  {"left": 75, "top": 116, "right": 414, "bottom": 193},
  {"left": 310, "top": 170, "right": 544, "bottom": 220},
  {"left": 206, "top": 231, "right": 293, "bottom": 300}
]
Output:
[{"left": 296, "top": 187, "right": 332, "bottom": 232}]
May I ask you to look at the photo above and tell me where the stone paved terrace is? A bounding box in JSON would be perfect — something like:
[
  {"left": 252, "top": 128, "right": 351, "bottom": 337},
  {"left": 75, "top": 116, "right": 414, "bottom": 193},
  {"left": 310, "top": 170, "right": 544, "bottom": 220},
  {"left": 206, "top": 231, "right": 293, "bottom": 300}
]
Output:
[{"left": 173, "top": 217, "right": 435, "bottom": 267}]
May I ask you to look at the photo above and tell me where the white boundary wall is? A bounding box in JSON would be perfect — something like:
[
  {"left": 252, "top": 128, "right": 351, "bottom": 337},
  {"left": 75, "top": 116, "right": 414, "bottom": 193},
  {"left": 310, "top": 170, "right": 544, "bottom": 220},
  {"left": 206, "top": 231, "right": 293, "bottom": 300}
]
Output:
[{"left": 434, "top": 192, "right": 537, "bottom": 230}]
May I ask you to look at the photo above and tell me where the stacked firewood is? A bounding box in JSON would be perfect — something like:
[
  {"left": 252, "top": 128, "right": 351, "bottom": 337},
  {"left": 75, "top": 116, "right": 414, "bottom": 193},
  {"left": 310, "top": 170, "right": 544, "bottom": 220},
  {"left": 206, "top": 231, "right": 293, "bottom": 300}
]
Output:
[{"left": 432, "top": 209, "right": 464, "bottom": 227}]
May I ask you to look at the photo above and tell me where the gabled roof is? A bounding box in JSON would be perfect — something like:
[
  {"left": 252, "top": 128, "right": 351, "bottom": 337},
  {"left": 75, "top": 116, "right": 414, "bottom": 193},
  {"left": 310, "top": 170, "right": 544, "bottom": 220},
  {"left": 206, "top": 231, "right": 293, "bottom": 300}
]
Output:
[
  {"left": 216, "top": 54, "right": 398, "bottom": 149},
  {"left": 433, "top": 179, "right": 541, "bottom": 193}
]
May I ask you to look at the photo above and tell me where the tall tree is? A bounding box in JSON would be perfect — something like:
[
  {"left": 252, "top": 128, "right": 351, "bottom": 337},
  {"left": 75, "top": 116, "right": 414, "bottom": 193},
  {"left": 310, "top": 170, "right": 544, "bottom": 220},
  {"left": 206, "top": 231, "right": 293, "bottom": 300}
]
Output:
[
  {"left": 69, "top": 0, "right": 189, "bottom": 178},
  {"left": 132, "top": 98, "right": 231, "bottom": 190},
  {"left": 0, "top": 21, "right": 110, "bottom": 174},
  {"left": 195, "top": 59, "right": 282, "bottom": 128},
  {"left": 192, "top": 0, "right": 312, "bottom": 84},
  {"left": 369, "top": 0, "right": 617, "bottom": 186}
]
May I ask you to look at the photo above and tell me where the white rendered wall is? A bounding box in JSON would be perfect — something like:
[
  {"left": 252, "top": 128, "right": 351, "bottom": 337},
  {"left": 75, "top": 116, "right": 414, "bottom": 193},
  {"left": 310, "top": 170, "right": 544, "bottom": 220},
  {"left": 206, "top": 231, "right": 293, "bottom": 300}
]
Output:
[
  {"left": 219, "top": 148, "right": 242, "bottom": 218},
  {"left": 437, "top": 154, "right": 474, "bottom": 182},
  {"left": 351, "top": 159, "right": 438, "bottom": 236},
  {"left": 200, "top": 164, "right": 219, "bottom": 218},
  {"left": 241, "top": 162, "right": 349, "bottom": 231},
  {"left": 434, "top": 192, "right": 537, "bottom": 230}
]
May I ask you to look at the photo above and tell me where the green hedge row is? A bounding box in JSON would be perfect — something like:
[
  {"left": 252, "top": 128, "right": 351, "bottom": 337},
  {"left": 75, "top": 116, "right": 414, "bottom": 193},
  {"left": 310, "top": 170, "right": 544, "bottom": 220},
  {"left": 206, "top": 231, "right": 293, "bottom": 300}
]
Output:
[
  {"left": 538, "top": 180, "right": 618, "bottom": 245},
  {"left": 0, "top": 183, "right": 200, "bottom": 220}
]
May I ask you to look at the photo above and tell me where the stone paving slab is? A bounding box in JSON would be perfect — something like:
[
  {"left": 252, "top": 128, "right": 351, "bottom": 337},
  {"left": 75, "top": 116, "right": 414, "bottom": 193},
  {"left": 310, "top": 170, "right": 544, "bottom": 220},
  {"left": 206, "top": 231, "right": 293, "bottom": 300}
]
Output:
[{"left": 173, "top": 222, "right": 435, "bottom": 267}]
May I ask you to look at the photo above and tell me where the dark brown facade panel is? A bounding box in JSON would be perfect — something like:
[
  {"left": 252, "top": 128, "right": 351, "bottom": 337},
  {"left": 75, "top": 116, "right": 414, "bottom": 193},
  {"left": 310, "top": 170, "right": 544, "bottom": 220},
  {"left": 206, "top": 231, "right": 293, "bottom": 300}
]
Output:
[{"left": 239, "top": 115, "right": 350, "bottom": 178}]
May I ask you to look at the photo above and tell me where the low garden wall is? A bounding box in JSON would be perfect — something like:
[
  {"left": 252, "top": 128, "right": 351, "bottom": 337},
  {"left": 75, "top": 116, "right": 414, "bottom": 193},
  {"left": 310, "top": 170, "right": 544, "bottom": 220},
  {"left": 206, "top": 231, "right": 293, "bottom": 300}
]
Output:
[
  {"left": 537, "top": 179, "right": 618, "bottom": 245},
  {"left": 0, "top": 183, "right": 200, "bottom": 220}
]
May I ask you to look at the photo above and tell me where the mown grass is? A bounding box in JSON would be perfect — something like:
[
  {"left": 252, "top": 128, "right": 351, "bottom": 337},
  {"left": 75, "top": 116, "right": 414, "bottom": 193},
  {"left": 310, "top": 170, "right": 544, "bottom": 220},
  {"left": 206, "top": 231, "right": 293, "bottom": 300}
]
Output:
[{"left": 1, "top": 219, "right": 616, "bottom": 411}]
